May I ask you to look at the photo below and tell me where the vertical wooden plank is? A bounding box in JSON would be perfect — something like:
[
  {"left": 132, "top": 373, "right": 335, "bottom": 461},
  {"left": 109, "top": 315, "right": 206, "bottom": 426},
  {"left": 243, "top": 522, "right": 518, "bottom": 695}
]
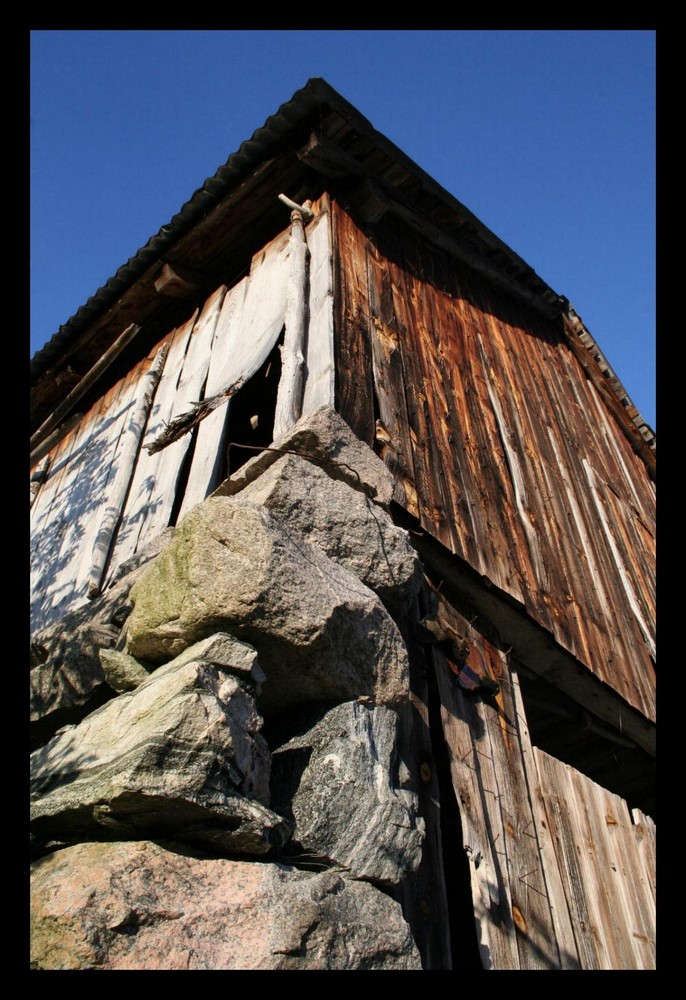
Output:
[
  {"left": 173, "top": 282, "right": 245, "bottom": 520},
  {"left": 631, "top": 809, "right": 656, "bottom": 907},
  {"left": 208, "top": 228, "right": 289, "bottom": 393},
  {"left": 510, "top": 670, "right": 581, "bottom": 969},
  {"left": 273, "top": 209, "right": 309, "bottom": 440},
  {"left": 563, "top": 766, "right": 634, "bottom": 969},
  {"left": 591, "top": 783, "right": 655, "bottom": 968},
  {"left": 478, "top": 644, "right": 562, "bottom": 969},
  {"left": 30, "top": 420, "right": 85, "bottom": 633},
  {"left": 331, "top": 201, "right": 375, "bottom": 446},
  {"left": 533, "top": 750, "right": 604, "bottom": 969},
  {"left": 394, "top": 604, "right": 453, "bottom": 970},
  {"left": 34, "top": 368, "right": 140, "bottom": 629},
  {"left": 435, "top": 647, "right": 519, "bottom": 969},
  {"left": 87, "top": 344, "right": 169, "bottom": 597},
  {"left": 106, "top": 316, "right": 196, "bottom": 563},
  {"left": 366, "top": 247, "right": 420, "bottom": 515},
  {"left": 301, "top": 203, "right": 335, "bottom": 415},
  {"left": 392, "top": 259, "right": 455, "bottom": 547}
]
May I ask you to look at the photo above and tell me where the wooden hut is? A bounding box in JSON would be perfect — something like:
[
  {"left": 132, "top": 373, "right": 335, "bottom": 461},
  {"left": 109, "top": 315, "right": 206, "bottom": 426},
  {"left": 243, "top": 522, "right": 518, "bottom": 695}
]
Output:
[{"left": 30, "top": 79, "right": 655, "bottom": 970}]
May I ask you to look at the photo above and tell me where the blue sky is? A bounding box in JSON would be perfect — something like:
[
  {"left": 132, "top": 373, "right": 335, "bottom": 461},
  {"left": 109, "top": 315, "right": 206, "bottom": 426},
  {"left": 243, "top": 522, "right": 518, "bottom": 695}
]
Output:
[{"left": 30, "top": 29, "right": 655, "bottom": 428}]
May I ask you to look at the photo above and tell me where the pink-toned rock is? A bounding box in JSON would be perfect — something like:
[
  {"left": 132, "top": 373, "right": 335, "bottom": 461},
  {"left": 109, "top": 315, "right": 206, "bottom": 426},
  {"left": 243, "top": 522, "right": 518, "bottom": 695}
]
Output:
[{"left": 31, "top": 841, "right": 421, "bottom": 970}]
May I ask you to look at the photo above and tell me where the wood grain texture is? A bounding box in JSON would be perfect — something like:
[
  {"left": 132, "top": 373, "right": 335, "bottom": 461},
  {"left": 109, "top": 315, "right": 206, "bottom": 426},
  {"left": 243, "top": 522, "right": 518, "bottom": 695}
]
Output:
[
  {"left": 332, "top": 206, "right": 655, "bottom": 723},
  {"left": 301, "top": 201, "right": 335, "bottom": 416},
  {"left": 533, "top": 748, "right": 655, "bottom": 969}
]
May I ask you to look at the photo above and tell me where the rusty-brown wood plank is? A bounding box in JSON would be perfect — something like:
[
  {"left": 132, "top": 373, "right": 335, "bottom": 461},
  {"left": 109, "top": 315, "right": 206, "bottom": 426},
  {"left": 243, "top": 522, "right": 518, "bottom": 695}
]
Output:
[
  {"left": 390, "top": 259, "right": 455, "bottom": 545},
  {"left": 331, "top": 201, "right": 375, "bottom": 446},
  {"left": 366, "top": 247, "right": 420, "bottom": 515},
  {"left": 333, "top": 208, "right": 654, "bottom": 720}
]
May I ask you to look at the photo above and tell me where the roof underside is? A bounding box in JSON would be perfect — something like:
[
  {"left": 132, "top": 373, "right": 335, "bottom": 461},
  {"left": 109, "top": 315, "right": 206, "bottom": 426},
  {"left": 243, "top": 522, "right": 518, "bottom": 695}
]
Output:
[{"left": 30, "top": 78, "right": 654, "bottom": 463}]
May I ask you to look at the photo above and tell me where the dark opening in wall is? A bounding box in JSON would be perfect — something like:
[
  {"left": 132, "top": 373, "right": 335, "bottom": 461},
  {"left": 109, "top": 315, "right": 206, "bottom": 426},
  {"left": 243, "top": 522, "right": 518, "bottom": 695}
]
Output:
[
  {"left": 516, "top": 665, "right": 656, "bottom": 819},
  {"left": 224, "top": 334, "right": 284, "bottom": 477}
]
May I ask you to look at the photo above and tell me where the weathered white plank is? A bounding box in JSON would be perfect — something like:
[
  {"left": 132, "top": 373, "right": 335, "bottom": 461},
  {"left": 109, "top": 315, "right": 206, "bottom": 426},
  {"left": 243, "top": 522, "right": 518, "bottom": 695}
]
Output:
[
  {"left": 30, "top": 420, "right": 85, "bottom": 633},
  {"left": 88, "top": 344, "right": 169, "bottom": 597},
  {"left": 102, "top": 317, "right": 196, "bottom": 577},
  {"left": 571, "top": 768, "right": 639, "bottom": 969},
  {"left": 32, "top": 370, "right": 138, "bottom": 631},
  {"left": 302, "top": 206, "right": 335, "bottom": 415},
  {"left": 208, "top": 229, "right": 289, "bottom": 394},
  {"left": 273, "top": 209, "right": 309, "bottom": 440},
  {"left": 594, "top": 783, "right": 655, "bottom": 968},
  {"left": 175, "top": 282, "right": 245, "bottom": 518}
]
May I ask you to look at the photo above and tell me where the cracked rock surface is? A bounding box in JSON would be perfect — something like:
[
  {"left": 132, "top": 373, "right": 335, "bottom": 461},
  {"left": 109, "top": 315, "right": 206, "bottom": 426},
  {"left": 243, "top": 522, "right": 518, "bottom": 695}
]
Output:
[{"left": 30, "top": 840, "right": 421, "bottom": 970}]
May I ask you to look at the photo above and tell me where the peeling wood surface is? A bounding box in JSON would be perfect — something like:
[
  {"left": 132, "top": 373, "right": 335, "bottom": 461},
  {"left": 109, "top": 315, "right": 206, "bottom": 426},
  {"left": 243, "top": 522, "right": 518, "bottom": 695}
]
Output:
[
  {"left": 333, "top": 203, "right": 655, "bottom": 722},
  {"left": 174, "top": 285, "right": 230, "bottom": 520},
  {"left": 88, "top": 344, "right": 168, "bottom": 598},
  {"left": 301, "top": 202, "right": 336, "bottom": 416},
  {"left": 534, "top": 749, "right": 656, "bottom": 969},
  {"left": 273, "top": 209, "right": 309, "bottom": 440},
  {"left": 30, "top": 220, "right": 302, "bottom": 631}
]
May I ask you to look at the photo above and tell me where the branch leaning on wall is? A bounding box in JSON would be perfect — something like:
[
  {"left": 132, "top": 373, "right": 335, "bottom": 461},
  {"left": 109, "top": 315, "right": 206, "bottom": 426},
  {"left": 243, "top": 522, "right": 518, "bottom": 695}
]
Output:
[{"left": 145, "top": 376, "right": 246, "bottom": 455}]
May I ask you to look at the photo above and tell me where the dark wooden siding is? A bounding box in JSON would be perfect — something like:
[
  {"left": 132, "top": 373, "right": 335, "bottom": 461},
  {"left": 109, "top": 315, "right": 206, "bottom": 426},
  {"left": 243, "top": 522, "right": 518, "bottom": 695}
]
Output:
[{"left": 332, "top": 202, "right": 655, "bottom": 723}]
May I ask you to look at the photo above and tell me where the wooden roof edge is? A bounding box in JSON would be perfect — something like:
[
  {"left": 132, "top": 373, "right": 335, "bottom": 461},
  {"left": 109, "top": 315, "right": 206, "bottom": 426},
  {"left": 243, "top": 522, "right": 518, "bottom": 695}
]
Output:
[
  {"left": 31, "top": 78, "right": 654, "bottom": 460},
  {"left": 30, "top": 78, "right": 557, "bottom": 381},
  {"left": 560, "top": 305, "right": 656, "bottom": 478}
]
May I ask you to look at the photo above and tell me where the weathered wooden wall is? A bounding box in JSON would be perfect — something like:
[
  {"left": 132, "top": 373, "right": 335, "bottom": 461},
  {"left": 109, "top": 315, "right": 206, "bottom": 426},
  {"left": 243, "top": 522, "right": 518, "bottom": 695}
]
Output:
[
  {"left": 429, "top": 597, "right": 655, "bottom": 970},
  {"left": 30, "top": 206, "right": 334, "bottom": 636},
  {"left": 332, "top": 201, "right": 655, "bottom": 723}
]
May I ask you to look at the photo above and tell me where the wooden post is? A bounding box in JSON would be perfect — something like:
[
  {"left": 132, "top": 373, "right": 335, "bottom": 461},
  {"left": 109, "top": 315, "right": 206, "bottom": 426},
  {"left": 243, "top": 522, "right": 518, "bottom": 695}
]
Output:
[
  {"left": 273, "top": 199, "right": 311, "bottom": 441},
  {"left": 87, "top": 344, "right": 168, "bottom": 598}
]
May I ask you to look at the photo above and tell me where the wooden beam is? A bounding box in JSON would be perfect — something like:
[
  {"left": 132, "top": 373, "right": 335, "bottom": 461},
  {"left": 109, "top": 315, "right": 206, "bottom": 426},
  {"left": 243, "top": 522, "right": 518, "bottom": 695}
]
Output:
[
  {"left": 30, "top": 323, "right": 141, "bottom": 454},
  {"left": 30, "top": 411, "right": 83, "bottom": 469},
  {"left": 154, "top": 262, "right": 208, "bottom": 299}
]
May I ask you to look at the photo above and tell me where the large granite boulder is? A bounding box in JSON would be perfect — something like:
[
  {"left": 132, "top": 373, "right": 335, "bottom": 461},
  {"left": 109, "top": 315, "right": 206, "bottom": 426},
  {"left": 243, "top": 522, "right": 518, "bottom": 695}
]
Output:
[
  {"left": 30, "top": 653, "right": 288, "bottom": 856},
  {"left": 271, "top": 701, "right": 424, "bottom": 885},
  {"left": 216, "top": 404, "right": 396, "bottom": 507},
  {"left": 125, "top": 498, "right": 409, "bottom": 714},
  {"left": 236, "top": 452, "right": 422, "bottom": 619},
  {"left": 30, "top": 840, "right": 422, "bottom": 970}
]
